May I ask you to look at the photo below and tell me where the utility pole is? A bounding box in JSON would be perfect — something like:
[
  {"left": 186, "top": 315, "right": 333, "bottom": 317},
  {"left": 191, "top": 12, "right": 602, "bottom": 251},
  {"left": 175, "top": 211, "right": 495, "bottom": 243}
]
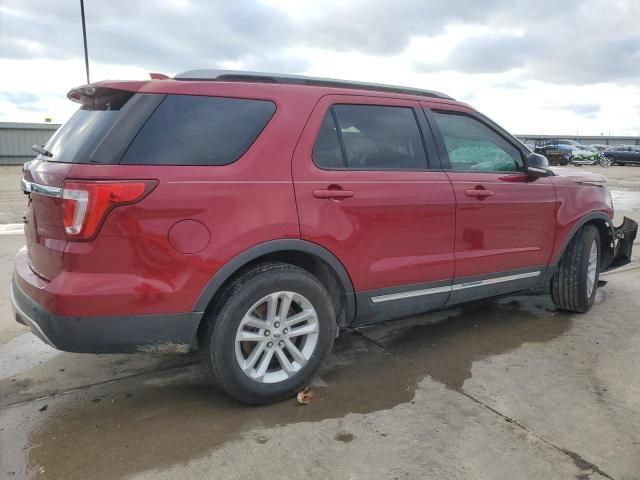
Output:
[{"left": 80, "top": 0, "right": 90, "bottom": 84}]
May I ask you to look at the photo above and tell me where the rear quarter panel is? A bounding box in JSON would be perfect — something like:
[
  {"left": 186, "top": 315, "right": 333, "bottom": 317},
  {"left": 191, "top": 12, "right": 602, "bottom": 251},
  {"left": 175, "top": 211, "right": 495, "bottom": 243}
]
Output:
[{"left": 56, "top": 89, "right": 318, "bottom": 317}]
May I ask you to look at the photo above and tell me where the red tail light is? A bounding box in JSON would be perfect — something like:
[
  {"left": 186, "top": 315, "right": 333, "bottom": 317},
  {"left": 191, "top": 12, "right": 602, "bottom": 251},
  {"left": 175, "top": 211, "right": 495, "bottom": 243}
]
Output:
[{"left": 62, "top": 180, "right": 157, "bottom": 240}]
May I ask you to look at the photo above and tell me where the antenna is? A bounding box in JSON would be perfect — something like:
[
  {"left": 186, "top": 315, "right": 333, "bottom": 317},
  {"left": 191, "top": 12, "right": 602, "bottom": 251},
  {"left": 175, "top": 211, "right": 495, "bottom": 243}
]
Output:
[{"left": 80, "top": 0, "right": 90, "bottom": 84}]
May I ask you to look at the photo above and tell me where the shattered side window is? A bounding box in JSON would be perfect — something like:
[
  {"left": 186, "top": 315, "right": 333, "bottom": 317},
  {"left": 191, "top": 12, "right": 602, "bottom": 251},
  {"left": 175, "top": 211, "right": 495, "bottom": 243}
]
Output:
[{"left": 433, "top": 112, "right": 521, "bottom": 172}]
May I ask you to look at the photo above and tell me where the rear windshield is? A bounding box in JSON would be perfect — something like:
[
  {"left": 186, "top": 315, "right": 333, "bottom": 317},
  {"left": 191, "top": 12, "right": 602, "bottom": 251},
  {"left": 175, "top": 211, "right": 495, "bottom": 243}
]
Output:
[
  {"left": 120, "top": 95, "right": 276, "bottom": 166},
  {"left": 43, "top": 89, "right": 133, "bottom": 163}
]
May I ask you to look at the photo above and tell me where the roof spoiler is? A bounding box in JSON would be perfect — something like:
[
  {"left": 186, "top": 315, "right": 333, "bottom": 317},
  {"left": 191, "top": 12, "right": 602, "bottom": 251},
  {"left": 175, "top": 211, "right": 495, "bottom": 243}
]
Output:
[{"left": 67, "top": 85, "right": 134, "bottom": 110}]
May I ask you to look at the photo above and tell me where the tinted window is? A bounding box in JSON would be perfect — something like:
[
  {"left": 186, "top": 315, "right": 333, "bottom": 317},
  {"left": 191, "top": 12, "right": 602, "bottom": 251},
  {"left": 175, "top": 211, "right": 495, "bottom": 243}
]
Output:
[
  {"left": 312, "top": 111, "right": 344, "bottom": 168},
  {"left": 42, "top": 89, "right": 135, "bottom": 163},
  {"left": 312, "top": 105, "right": 427, "bottom": 170},
  {"left": 43, "top": 110, "right": 120, "bottom": 163},
  {"left": 433, "top": 112, "right": 521, "bottom": 172},
  {"left": 121, "top": 95, "right": 276, "bottom": 165}
]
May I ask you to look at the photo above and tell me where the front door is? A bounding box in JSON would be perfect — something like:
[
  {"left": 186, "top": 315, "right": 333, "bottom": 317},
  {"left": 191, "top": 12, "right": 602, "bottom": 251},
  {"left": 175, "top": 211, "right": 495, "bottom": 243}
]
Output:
[
  {"left": 424, "top": 105, "right": 557, "bottom": 304},
  {"left": 293, "top": 95, "right": 456, "bottom": 324}
]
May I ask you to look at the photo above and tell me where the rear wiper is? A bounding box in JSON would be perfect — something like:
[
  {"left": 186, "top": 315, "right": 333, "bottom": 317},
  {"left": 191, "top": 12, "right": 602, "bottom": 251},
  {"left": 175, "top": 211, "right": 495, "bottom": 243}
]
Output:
[{"left": 31, "top": 144, "right": 53, "bottom": 157}]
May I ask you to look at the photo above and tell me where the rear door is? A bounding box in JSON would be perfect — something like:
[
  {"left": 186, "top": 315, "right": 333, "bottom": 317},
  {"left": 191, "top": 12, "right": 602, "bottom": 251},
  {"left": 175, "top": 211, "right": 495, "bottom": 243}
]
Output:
[
  {"left": 292, "top": 95, "right": 456, "bottom": 325},
  {"left": 423, "top": 104, "right": 557, "bottom": 304}
]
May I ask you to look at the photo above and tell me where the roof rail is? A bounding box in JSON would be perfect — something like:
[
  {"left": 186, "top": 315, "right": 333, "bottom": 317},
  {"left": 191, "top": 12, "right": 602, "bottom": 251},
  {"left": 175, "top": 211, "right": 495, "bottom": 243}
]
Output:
[{"left": 174, "top": 69, "right": 453, "bottom": 100}]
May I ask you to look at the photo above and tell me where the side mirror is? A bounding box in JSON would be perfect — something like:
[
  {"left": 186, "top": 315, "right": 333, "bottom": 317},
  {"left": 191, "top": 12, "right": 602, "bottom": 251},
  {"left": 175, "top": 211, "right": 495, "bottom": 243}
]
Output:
[{"left": 525, "top": 152, "right": 554, "bottom": 177}]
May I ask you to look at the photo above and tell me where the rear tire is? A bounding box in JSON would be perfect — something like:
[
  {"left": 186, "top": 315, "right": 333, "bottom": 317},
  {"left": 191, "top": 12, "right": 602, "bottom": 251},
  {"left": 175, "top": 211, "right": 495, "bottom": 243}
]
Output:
[
  {"left": 200, "top": 262, "right": 336, "bottom": 405},
  {"left": 551, "top": 225, "right": 601, "bottom": 313}
]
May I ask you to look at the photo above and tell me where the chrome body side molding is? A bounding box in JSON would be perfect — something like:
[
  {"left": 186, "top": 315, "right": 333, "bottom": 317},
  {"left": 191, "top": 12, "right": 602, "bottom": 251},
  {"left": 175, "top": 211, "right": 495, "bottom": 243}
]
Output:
[{"left": 371, "top": 270, "right": 541, "bottom": 304}]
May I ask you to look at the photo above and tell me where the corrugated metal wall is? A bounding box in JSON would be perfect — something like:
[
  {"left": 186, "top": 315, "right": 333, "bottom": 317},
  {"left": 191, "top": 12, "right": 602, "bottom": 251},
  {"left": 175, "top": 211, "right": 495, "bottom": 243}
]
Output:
[
  {"left": 516, "top": 134, "right": 640, "bottom": 146},
  {"left": 0, "top": 122, "right": 60, "bottom": 165}
]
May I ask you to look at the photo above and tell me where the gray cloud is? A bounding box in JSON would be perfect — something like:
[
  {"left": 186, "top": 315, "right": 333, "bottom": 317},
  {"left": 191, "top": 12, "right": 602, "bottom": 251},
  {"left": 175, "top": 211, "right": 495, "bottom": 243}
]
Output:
[
  {"left": 417, "top": 35, "right": 533, "bottom": 74},
  {"left": 551, "top": 103, "right": 602, "bottom": 118},
  {"left": 413, "top": 2, "right": 640, "bottom": 84},
  {"left": 0, "top": 92, "right": 39, "bottom": 104},
  {"left": 0, "top": 0, "right": 638, "bottom": 87},
  {"left": 297, "top": 0, "right": 583, "bottom": 55},
  {"left": 0, "top": 92, "right": 50, "bottom": 112},
  {"left": 0, "top": 0, "right": 303, "bottom": 73}
]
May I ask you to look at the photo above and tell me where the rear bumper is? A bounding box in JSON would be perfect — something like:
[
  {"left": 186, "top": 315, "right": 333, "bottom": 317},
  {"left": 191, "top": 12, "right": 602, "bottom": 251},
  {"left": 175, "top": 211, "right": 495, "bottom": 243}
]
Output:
[
  {"left": 11, "top": 274, "right": 202, "bottom": 354},
  {"left": 604, "top": 216, "right": 638, "bottom": 272}
]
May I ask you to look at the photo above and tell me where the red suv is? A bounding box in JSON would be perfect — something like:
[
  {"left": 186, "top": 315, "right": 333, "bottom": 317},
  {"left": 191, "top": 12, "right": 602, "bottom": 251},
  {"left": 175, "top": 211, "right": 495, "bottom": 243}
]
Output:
[{"left": 12, "top": 70, "right": 637, "bottom": 404}]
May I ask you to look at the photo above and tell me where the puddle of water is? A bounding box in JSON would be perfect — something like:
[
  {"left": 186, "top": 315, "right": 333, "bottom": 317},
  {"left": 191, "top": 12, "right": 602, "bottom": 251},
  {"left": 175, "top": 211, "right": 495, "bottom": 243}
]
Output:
[
  {"left": 7, "top": 334, "right": 413, "bottom": 480},
  {"left": 610, "top": 189, "right": 640, "bottom": 212},
  {"left": 0, "top": 223, "right": 24, "bottom": 235},
  {"left": 362, "top": 295, "right": 572, "bottom": 389},
  {"left": 1, "top": 294, "right": 574, "bottom": 480}
]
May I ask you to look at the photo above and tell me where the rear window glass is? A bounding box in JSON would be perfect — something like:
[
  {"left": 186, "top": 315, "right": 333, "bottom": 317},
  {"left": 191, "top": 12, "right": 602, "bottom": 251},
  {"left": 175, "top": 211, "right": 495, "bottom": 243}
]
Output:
[
  {"left": 44, "top": 110, "right": 120, "bottom": 163},
  {"left": 43, "top": 89, "right": 133, "bottom": 163},
  {"left": 121, "top": 95, "right": 276, "bottom": 166}
]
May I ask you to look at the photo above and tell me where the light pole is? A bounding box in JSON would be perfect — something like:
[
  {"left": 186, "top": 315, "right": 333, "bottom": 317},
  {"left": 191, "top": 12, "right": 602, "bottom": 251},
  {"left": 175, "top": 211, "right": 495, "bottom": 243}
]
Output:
[{"left": 80, "top": 0, "right": 90, "bottom": 84}]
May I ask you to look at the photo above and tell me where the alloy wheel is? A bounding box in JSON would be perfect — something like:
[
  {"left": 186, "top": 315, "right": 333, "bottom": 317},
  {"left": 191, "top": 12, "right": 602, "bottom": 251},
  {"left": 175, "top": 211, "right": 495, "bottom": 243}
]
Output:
[
  {"left": 586, "top": 240, "right": 598, "bottom": 298},
  {"left": 235, "top": 291, "right": 319, "bottom": 383}
]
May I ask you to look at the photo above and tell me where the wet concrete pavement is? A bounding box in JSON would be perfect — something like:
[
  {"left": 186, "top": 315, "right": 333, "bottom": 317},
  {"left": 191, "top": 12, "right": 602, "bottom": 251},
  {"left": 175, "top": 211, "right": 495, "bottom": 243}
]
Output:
[{"left": 1, "top": 165, "right": 640, "bottom": 479}]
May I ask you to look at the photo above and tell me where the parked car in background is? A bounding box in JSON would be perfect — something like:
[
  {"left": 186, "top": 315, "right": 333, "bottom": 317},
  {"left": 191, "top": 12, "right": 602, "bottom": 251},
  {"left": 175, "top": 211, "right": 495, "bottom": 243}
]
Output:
[
  {"left": 545, "top": 139, "right": 582, "bottom": 147},
  {"left": 535, "top": 144, "right": 569, "bottom": 165},
  {"left": 590, "top": 144, "right": 611, "bottom": 153},
  {"left": 604, "top": 145, "right": 640, "bottom": 165},
  {"left": 536, "top": 143, "right": 608, "bottom": 166},
  {"left": 13, "top": 70, "right": 637, "bottom": 404},
  {"left": 575, "top": 144, "right": 598, "bottom": 153}
]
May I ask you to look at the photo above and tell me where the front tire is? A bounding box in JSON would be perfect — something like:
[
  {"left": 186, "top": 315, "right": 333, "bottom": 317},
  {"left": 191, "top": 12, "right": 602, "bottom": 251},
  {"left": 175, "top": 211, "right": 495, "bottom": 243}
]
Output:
[
  {"left": 200, "top": 263, "right": 336, "bottom": 405},
  {"left": 551, "top": 225, "right": 601, "bottom": 313}
]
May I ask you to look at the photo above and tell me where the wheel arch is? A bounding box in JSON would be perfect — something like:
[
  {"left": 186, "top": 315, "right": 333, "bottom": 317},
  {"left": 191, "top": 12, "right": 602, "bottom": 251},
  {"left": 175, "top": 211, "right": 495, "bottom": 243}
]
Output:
[
  {"left": 193, "top": 239, "right": 356, "bottom": 328},
  {"left": 552, "top": 212, "right": 615, "bottom": 269}
]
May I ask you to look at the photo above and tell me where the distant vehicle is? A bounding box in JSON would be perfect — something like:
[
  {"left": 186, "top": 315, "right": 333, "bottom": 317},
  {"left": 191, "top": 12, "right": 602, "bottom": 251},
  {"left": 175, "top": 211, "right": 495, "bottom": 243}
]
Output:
[
  {"left": 537, "top": 144, "right": 609, "bottom": 167},
  {"left": 543, "top": 139, "right": 582, "bottom": 147},
  {"left": 604, "top": 145, "right": 640, "bottom": 165},
  {"left": 535, "top": 144, "right": 572, "bottom": 165},
  {"left": 542, "top": 140, "right": 598, "bottom": 152},
  {"left": 559, "top": 145, "right": 610, "bottom": 167},
  {"left": 575, "top": 144, "right": 598, "bottom": 153},
  {"left": 590, "top": 144, "right": 611, "bottom": 153}
]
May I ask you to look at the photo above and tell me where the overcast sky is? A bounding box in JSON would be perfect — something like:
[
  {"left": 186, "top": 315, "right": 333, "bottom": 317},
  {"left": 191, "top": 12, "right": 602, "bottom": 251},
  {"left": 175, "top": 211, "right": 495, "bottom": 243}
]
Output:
[{"left": 1, "top": 0, "right": 639, "bottom": 135}]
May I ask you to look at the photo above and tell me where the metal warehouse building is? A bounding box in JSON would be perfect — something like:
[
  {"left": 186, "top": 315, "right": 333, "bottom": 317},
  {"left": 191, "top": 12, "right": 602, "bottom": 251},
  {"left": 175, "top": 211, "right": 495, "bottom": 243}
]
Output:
[
  {"left": 518, "top": 134, "right": 640, "bottom": 147},
  {"left": 0, "top": 122, "right": 60, "bottom": 165}
]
